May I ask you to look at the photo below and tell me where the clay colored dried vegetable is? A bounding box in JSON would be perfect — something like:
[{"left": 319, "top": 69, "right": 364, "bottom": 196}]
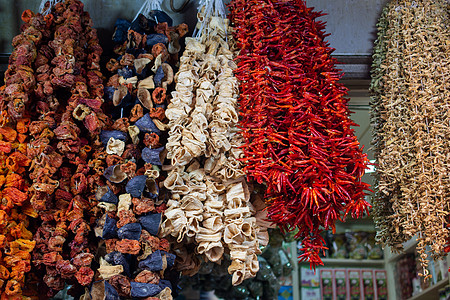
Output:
[
  {"left": 229, "top": 0, "right": 371, "bottom": 268},
  {"left": 370, "top": 0, "right": 450, "bottom": 278},
  {"left": 15, "top": 0, "right": 110, "bottom": 296}
]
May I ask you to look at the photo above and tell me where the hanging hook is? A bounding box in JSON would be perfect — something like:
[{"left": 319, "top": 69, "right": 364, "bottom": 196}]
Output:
[{"left": 170, "top": 0, "right": 190, "bottom": 13}]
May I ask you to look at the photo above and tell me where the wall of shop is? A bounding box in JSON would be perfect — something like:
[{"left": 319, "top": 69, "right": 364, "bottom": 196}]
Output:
[{"left": 305, "top": 0, "right": 389, "bottom": 55}]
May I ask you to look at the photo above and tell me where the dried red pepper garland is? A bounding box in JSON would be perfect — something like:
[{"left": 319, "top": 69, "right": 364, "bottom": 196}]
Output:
[
  {"left": 229, "top": 0, "right": 370, "bottom": 268},
  {"left": 24, "top": 0, "right": 108, "bottom": 296}
]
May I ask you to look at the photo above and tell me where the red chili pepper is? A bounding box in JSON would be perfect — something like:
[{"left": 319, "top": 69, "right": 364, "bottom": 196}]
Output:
[{"left": 229, "top": 0, "right": 370, "bottom": 269}]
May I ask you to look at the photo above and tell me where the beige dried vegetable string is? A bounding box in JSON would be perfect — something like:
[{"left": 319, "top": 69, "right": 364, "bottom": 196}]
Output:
[
  {"left": 371, "top": 0, "right": 450, "bottom": 277},
  {"left": 370, "top": 4, "right": 402, "bottom": 250},
  {"left": 161, "top": 4, "right": 270, "bottom": 286}
]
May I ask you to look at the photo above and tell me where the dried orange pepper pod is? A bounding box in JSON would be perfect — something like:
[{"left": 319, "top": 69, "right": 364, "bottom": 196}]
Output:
[
  {"left": 2, "top": 189, "right": 27, "bottom": 206},
  {"left": 0, "top": 266, "right": 9, "bottom": 281},
  {"left": 0, "top": 212, "right": 8, "bottom": 230},
  {"left": 1, "top": 291, "right": 22, "bottom": 300},
  {"left": 15, "top": 119, "right": 28, "bottom": 135},
  {"left": 0, "top": 200, "right": 14, "bottom": 213},
  {"left": 1, "top": 257, "right": 21, "bottom": 270},
  {"left": 4, "top": 174, "right": 24, "bottom": 190},
  {"left": 3, "top": 279, "right": 21, "bottom": 296},
  {"left": 0, "top": 112, "right": 9, "bottom": 128},
  {"left": 0, "top": 236, "right": 6, "bottom": 249},
  {"left": 10, "top": 240, "right": 35, "bottom": 253},
  {"left": 16, "top": 135, "right": 26, "bottom": 144},
  {"left": 0, "top": 129, "right": 16, "bottom": 143},
  {"left": 7, "top": 152, "right": 29, "bottom": 168},
  {"left": 21, "top": 9, "right": 34, "bottom": 23},
  {"left": 0, "top": 143, "right": 12, "bottom": 154},
  {"left": 11, "top": 144, "right": 27, "bottom": 156}
]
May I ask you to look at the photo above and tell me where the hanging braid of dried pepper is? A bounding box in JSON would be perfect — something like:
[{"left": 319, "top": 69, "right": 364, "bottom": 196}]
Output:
[
  {"left": 27, "top": 0, "right": 108, "bottom": 296},
  {"left": 369, "top": 4, "right": 399, "bottom": 249},
  {"left": 371, "top": 0, "right": 450, "bottom": 278},
  {"left": 0, "top": 9, "right": 51, "bottom": 298},
  {"left": 229, "top": 0, "right": 370, "bottom": 268}
]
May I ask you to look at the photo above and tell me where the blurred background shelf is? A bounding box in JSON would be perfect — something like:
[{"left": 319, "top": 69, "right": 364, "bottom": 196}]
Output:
[
  {"left": 386, "top": 236, "right": 418, "bottom": 263},
  {"left": 299, "top": 258, "right": 385, "bottom": 267},
  {"left": 407, "top": 278, "right": 448, "bottom": 300}
]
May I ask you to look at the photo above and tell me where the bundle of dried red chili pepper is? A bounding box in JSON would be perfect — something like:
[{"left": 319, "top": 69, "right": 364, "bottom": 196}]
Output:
[
  {"left": 18, "top": 0, "right": 108, "bottom": 296},
  {"left": 229, "top": 0, "right": 370, "bottom": 268}
]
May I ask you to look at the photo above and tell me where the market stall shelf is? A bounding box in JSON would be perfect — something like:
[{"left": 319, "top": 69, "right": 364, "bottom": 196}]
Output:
[{"left": 407, "top": 278, "right": 448, "bottom": 300}]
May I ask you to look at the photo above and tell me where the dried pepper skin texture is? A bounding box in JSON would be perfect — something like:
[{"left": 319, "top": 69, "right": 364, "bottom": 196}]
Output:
[
  {"left": 92, "top": 12, "right": 187, "bottom": 299},
  {"left": 11, "top": 0, "right": 110, "bottom": 296},
  {"left": 0, "top": 5, "right": 51, "bottom": 298},
  {"left": 229, "top": 0, "right": 370, "bottom": 268}
]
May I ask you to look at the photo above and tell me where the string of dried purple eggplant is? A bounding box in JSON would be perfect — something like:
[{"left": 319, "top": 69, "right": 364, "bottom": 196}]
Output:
[
  {"left": 92, "top": 11, "right": 188, "bottom": 299},
  {"left": 28, "top": 0, "right": 109, "bottom": 296},
  {"left": 371, "top": 0, "right": 450, "bottom": 278},
  {"left": 161, "top": 3, "right": 270, "bottom": 286}
]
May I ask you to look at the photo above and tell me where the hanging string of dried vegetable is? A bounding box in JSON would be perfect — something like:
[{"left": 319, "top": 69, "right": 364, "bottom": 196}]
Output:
[
  {"left": 0, "top": 9, "right": 52, "bottom": 298},
  {"left": 371, "top": 0, "right": 450, "bottom": 278},
  {"left": 161, "top": 0, "right": 270, "bottom": 286},
  {"left": 229, "top": 0, "right": 371, "bottom": 268},
  {"left": 369, "top": 2, "right": 405, "bottom": 250},
  {"left": 92, "top": 9, "right": 187, "bottom": 299},
  {"left": 25, "top": 0, "right": 108, "bottom": 296}
]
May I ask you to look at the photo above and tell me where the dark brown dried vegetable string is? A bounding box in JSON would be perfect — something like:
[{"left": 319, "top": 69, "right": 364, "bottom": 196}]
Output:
[{"left": 28, "top": 0, "right": 108, "bottom": 296}]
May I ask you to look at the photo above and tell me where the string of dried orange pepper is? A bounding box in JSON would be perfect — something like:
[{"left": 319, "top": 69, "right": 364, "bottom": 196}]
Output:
[
  {"left": 0, "top": 8, "right": 49, "bottom": 298},
  {"left": 229, "top": 0, "right": 371, "bottom": 268},
  {"left": 0, "top": 109, "right": 36, "bottom": 298}
]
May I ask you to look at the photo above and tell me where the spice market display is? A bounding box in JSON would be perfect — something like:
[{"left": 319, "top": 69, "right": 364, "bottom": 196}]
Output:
[
  {"left": 161, "top": 0, "right": 270, "bottom": 286},
  {"left": 3, "top": 0, "right": 447, "bottom": 298},
  {"left": 229, "top": 0, "right": 371, "bottom": 268},
  {"left": 370, "top": 0, "right": 450, "bottom": 277},
  {"left": 93, "top": 5, "right": 188, "bottom": 298}
]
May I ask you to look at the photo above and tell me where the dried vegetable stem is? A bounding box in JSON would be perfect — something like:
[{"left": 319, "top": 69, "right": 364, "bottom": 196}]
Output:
[
  {"left": 371, "top": 0, "right": 450, "bottom": 277},
  {"left": 229, "top": 0, "right": 370, "bottom": 269},
  {"left": 161, "top": 6, "right": 270, "bottom": 286}
]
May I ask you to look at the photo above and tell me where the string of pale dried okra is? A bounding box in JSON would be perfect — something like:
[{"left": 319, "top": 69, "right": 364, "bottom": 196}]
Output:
[
  {"left": 372, "top": 0, "right": 450, "bottom": 278},
  {"left": 370, "top": 2, "right": 405, "bottom": 250}
]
